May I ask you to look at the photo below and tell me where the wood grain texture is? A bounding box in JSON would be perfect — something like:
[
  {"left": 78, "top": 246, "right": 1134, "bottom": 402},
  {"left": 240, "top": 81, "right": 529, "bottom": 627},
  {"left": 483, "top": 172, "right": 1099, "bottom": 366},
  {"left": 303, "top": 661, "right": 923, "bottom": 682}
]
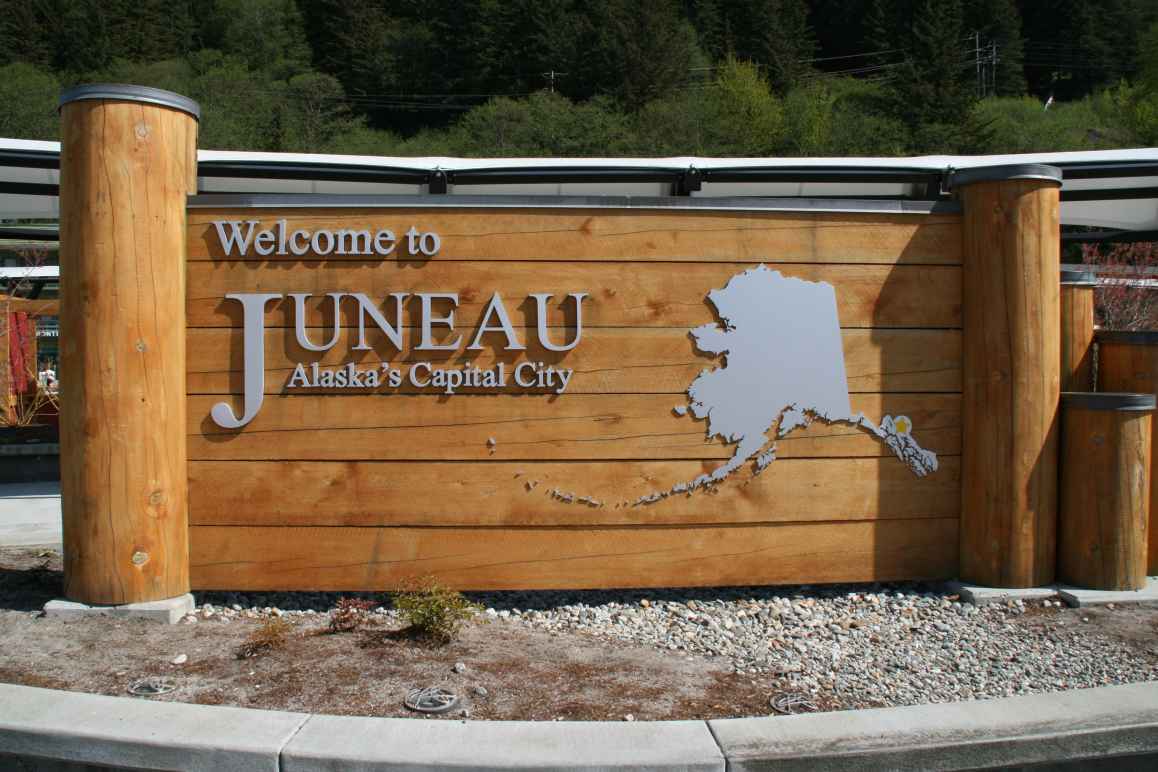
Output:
[
  {"left": 59, "top": 98, "right": 195, "bottom": 605},
  {"left": 185, "top": 261, "right": 962, "bottom": 330},
  {"left": 1060, "top": 284, "right": 1095, "bottom": 391},
  {"left": 189, "top": 518, "right": 960, "bottom": 590},
  {"left": 188, "top": 456, "right": 961, "bottom": 527},
  {"left": 1059, "top": 405, "right": 1150, "bottom": 590},
  {"left": 1096, "top": 337, "right": 1158, "bottom": 574},
  {"left": 189, "top": 392, "right": 960, "bottom": 461},
  {"left": 187, "top": 208, "right": 963, "bottom": 264},
  {"left": 186, "top": 327, "right": 963, "bottom": 395},
  {"left": 959, "top": 179, "right": 1061, "bottom": 588}
]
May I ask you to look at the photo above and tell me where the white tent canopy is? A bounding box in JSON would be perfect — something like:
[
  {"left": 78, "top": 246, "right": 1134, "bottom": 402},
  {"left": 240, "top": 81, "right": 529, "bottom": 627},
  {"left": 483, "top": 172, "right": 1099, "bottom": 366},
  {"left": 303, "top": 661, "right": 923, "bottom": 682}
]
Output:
[{"left": 3, "top": 137, "right": 1157, "bottom": 230}]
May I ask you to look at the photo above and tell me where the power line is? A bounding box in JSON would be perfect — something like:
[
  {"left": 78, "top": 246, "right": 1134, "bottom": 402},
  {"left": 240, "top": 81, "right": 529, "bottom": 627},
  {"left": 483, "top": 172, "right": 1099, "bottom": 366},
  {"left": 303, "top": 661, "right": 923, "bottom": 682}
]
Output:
[{"left": 799, "top": 48, "right": 903, "bottom": 63}]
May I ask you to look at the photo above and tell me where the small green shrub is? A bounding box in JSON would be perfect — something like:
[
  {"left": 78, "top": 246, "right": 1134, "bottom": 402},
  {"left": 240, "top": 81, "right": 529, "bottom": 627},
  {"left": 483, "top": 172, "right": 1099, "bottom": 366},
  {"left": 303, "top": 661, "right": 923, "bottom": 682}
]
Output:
[
  {"left": 235, "top": 616, "right": 292, "bottom": 658},
  {"left": 391, "top": 578, "right": 480, "bottom": 644}
]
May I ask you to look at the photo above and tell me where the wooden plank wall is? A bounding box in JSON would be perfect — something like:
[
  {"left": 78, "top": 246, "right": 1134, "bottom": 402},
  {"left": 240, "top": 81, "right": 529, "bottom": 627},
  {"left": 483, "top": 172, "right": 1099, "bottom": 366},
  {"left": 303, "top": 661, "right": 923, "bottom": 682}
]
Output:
[{"left": 185, "top": 207, "right": 963, "bottom": 590}]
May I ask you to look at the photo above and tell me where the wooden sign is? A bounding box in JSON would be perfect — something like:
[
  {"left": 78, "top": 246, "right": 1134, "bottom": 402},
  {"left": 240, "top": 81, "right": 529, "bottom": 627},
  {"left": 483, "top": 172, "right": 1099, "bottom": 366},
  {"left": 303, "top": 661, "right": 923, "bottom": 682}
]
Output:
[
  {"left": 182, "top": 202, "right": 964, "bottom": 590},
  {"left": 56, "top": 85, "right": 1063, "bottom": 604}
]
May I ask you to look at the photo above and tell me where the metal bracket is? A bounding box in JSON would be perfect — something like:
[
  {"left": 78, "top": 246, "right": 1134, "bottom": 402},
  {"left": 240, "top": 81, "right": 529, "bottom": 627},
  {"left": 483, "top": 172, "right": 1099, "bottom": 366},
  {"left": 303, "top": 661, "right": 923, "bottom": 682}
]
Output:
[
  {"left": 675, "top": 166, "right": 703, "bottom": 196},
  {"left": 428, "top": 169, "right": 448, "bottom": 194}
]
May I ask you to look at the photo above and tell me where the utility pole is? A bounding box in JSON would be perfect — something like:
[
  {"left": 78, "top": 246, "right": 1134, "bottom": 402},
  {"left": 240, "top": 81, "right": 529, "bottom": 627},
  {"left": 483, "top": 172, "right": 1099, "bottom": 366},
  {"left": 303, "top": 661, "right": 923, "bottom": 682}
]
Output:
[
  {"left": 542, "top": 70, "right": 567, "bottom": 93},
  {"left": 975, "top": 30, "right": 982, "bottom": 99},
  {"left": 990, "top": 40, "right": 998, "bottom": 98}
]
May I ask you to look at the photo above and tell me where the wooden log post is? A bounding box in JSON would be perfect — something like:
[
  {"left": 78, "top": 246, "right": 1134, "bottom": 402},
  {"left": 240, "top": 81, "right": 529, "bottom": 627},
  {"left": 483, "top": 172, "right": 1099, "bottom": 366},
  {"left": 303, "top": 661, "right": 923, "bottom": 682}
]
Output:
[
  {"left": 58, "top": 85, "right": 199, "bottom": 605},
  {"left": 1096, "top": 330, "right": 1158, "bottom": 576},
  {"left": 956, "top": 165, "right": 1063, "bottom": 588},
  {"left": 1060, "top": 269, "right": 1097, "bottom": 392},
  {"left": 1059, "top": 392, "right": 1153, "bottom": 590}
]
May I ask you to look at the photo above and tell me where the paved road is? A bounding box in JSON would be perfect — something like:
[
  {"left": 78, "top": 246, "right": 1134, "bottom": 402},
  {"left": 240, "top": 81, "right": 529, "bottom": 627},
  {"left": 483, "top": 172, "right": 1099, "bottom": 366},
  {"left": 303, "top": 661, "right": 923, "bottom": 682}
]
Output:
[{"left": 0, "top": 481, "right": 61, "bottom": 547}]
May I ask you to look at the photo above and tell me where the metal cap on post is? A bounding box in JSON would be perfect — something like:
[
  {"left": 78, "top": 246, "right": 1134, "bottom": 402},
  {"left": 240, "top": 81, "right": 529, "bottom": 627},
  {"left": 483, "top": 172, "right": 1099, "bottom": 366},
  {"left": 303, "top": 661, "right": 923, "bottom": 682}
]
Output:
[
  {"left": 955, "top": 164, "right": 1063, "bottom": 588},
  {"left": 57, "top": 84, "right": 199, "bottom": 607},
  {"left": 1060, "top": 268, "right": 1097, "bottom": 286}
]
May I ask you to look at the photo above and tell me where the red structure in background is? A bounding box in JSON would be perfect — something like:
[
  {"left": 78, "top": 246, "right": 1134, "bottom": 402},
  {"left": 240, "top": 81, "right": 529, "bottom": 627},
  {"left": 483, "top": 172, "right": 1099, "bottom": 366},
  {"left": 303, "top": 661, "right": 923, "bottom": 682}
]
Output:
[
  {"left": 1082, "top": 242, "right": 1158, "bottom": 331},
  {"left": 0, "top": 305, "right": 58, "bottom": 431},
  {"left": 8, "top": 310, "right": 31, "bottom": 395}
]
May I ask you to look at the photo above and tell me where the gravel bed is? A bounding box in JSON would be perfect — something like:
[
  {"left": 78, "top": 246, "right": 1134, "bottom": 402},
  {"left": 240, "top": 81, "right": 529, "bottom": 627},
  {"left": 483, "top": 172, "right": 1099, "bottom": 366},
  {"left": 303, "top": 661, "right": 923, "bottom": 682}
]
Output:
[{"left": 195, "top": 582, "right": 1158, "bottom": 710}]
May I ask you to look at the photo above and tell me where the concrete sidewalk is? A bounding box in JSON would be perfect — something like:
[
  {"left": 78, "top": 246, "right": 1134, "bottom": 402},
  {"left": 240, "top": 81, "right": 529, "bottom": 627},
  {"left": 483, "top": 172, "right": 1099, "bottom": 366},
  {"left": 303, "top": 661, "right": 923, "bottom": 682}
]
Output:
[{"left": 0, "top": 481, "right": 61, "bottom": 547}]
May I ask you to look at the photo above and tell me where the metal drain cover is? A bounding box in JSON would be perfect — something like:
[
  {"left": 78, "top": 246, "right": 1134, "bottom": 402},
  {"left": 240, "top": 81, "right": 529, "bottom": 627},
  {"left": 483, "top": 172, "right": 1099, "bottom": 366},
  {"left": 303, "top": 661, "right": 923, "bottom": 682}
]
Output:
[
  {"left": 404, "top": 687, "right": 459, "bottom": 714},
  {"left": 127, "top": 677, "right": 176, "bottom": 696},
  {"left": 770, "top": 691, "right": 818, "bottom": 715}
]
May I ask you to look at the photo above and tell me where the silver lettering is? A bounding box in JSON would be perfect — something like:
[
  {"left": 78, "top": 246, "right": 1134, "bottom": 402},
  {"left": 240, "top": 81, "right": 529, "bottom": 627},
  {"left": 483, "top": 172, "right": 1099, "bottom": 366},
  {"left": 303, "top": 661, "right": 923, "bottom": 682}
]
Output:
[
  {"left": 514, "top": 361, "right": 538, "bottom": 387},
  {"left": 289, "top": 293, "right": 345, "bottom": 352},
  {"left": 373, "top": 230, "right": 396, "bottom": 255},
  {"left": 253, "top": 229, "right": 275, "bottom": 255},
  {"left": 289, "top": 229, "right": 310, "bottom": 256},
  {"left": 416, "top": 293, "right": 461, "bottom": 350},
  {"left": 468, "top": 293, "right": 524, "bottom": 350},
  {"left": 335, "top": 229, "right": 372, "bottom": 255},
  {"left": 210, "top": 292, "right": 282, "bottom": 428},
  {"left": 212, "top": 220, "right": 259, "bottom": 256},
  {"left": 311, "top": 230, "right": 335, "bottom": 255},
  {"left": 351, "top": 292, "right": 408, "bottom": 350},
  {"left": 410, "top": 362, "right": 432, "bottom": 387},
  {"left": 531, "top": 292, "right": 588, "bottom": 352}
]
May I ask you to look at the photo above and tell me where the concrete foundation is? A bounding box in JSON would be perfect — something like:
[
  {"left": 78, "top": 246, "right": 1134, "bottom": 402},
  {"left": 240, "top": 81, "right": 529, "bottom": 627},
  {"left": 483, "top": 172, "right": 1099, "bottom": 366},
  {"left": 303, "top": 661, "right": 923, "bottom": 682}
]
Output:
[
  {"left": 945, "top": 580, "right": 1059, "bottom": 606},
  {"left": 1058, "top": 577, "right": 1158, "bottom": 607},
  {"left": 44, "top": 593, "right": 194, "bottom": 624}
]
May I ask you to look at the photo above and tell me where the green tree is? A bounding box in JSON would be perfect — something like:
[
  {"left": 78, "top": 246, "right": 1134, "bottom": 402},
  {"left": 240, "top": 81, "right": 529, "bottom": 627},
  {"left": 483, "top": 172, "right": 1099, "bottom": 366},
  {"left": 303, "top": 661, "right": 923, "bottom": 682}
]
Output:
[
  {"left": 635, "top": 58, "right": 783, "bottom": 155},
  {"left": 90, "top": 53, "right": 279, "bottom": 150},
  {"left": 750, "top": 0, "right": 816, "bottom": 93},
  {"left": 781, "top": 77, "right": 910, "bottom": 155},
  {"left": 972, "top": 95, "right": 1125, "bottom": 152},
  {"left": 0, "top": 0, "right": 196, "bottom": 74},
  {"left": 1019, "top": 0, "right": 1157, "bottom": 100},
  {"left": 448, "top": 91, "right": 635, "bottom": 156},
  {"left": 685, "top": 0, "right": 730, "bottom": 61},
  {"left": 578, "top": 0, "right": 705, "bottom": 110},
  {"left": 204, "top": 0, "right": 311, "bottom": 77},
  {"left": 278, "top": 72, "right": 361, "bottom": 151},
  {"left": 888, "top": 0, "right": 979, "bottom": 151},
  {"left": 0, "top": 63, "right": 61, "bottom": 140}
]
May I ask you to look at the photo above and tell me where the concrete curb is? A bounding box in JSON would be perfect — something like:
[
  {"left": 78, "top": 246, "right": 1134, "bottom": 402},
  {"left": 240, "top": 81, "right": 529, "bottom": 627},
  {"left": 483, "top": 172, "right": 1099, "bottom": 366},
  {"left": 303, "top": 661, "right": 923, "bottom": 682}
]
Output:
[
  {"left": 0, "top": 684, "right": 308, "bottom": 771},
  {"left": 1, "top": 682, "right": 1156, "bottom": 771},
  {"left": 283, "top": 715, "right": 724, "bottom": 771},
  {"left": 710, "top": 682, "right": 1158, "bottom": 771}
]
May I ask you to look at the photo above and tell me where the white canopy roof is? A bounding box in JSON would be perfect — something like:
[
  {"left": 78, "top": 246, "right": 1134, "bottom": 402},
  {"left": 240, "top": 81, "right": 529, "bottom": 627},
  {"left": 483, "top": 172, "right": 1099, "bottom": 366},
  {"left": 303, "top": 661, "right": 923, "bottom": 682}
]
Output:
[{"left": 3, "top": 138, "right": 1157, "bottom": 230}]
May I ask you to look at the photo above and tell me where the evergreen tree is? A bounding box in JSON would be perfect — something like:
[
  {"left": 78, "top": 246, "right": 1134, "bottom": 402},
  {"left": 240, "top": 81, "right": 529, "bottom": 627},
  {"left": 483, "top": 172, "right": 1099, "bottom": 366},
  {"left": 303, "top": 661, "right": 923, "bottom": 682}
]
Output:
[
  {"left": 0, "top": 0, "right": 195, "bottom": 75},
  {"left": 685, "top": 0, "right": 729, "bottom": 61},
  {"left": 890, "top": 0, "right": 977, "bottom": 150},
  {"left": 578, "top": 0, "right": 704, "bottom": 110},
  {"left": 204, "top": 0, "right": 311, "bottom": 77},
  {"left": 808, "top": 0, "right": 872, "bottom": 66},
  {"left": 757, "top": 0, "right": 817, "bottom": 93},
  {"left": 1019, "top": 0, "right": 1157, "bottom": 99}
]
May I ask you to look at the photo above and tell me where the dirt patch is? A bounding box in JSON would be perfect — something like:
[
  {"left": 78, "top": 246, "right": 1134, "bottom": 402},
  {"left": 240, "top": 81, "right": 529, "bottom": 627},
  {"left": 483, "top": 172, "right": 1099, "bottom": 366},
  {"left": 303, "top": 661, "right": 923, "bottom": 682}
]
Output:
[{"left": 0, "top": 547, "right": 781, "bottom": 720}]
